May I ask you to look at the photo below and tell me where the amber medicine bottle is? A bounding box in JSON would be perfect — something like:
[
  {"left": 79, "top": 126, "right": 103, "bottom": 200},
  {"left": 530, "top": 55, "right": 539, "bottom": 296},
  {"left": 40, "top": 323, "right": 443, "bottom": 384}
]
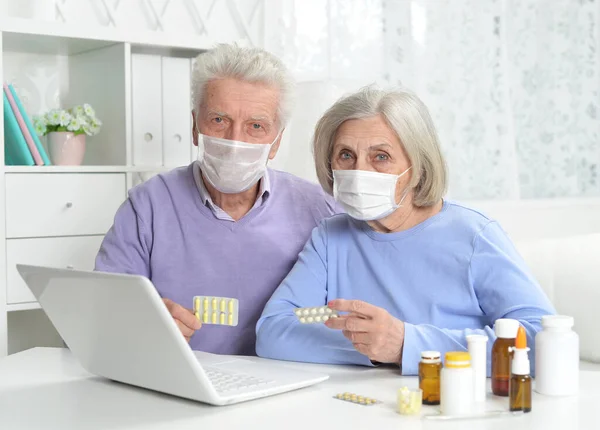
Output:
[
  {"left": 419, "top": 351, "right": 442, "bottom": 405},
  {"left": 492, "top": 318, "right": 519, "bottom": 396},
  {"left": 509, "top": 326, "right": 532, "bottom": 413}
]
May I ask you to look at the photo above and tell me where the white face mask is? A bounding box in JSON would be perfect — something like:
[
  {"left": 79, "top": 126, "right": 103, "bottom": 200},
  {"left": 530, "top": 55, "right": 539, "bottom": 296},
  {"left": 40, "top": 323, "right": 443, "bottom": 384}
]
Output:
[
  {"left": 333, "top": 167, "right": 412, "bottom": 221},
  {"left": 197, "top": 133, "right": 278, "bottom": 194}
]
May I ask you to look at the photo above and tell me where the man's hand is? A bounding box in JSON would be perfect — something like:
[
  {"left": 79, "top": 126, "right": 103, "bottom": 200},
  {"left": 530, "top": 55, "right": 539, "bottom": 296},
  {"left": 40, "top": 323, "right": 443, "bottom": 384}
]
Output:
[
  {"left": 325, "top": 299, "right": 405, "bottom": 364},
  {"left": 163, "top": 298, "right": 202, "bottom": 342}
]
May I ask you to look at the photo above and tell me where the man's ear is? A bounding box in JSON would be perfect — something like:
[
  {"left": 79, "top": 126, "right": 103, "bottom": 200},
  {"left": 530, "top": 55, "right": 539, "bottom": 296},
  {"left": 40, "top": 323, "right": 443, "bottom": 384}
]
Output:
[
  {"left": 269, "top": 128, "right": 285, "bottom": 160},
  {"left": 191, "top": 110, "right": 198, "bottom": 147}
]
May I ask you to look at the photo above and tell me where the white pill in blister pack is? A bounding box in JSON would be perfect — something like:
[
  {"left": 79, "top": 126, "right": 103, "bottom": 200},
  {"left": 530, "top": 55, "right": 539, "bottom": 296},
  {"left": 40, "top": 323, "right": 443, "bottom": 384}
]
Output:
[
  {"left": 294, "top": 305, "right": 339, "bottom": 323},
  {"left": 193, "top": 296, "right": 239, "bottom": 326}
]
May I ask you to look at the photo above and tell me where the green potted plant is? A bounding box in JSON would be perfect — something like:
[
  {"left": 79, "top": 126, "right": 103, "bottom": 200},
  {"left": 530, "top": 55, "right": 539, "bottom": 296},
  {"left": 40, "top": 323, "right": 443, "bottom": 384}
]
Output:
[{"left": 33, "top": 104, "right": 102, "bottom": 165}]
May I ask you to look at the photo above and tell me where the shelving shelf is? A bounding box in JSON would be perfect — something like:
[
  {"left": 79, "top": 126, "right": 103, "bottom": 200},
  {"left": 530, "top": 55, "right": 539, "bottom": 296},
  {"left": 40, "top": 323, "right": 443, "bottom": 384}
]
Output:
[
  {"left": 0, "top": 16, "right": 211, "bottom": 55},
  {"left": 4, "top": 165, "right": 177, "bottom": 173},
  {"left": 0, "top": 15, "right": 205, "bottom": 355},
  {"left": 7, "top": 303, "right": 41, "bottom": 312}
]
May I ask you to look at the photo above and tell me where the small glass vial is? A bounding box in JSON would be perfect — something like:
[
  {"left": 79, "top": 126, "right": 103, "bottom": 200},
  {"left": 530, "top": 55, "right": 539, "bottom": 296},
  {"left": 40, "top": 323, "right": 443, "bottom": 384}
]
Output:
[
  {"left": 535, "top": 315, "right": 579, "bottom": 396},
  {"left": 492, "top": 318, "right": 519, "bottom": 396},
  {"left": 419, "top": 351, "right": 442, "bottom": 405},
  {"left": 440, "top": 351, "right": 473, "bottom": 416},
  {"left": 509, "top": 326, "right": 532, "bottom": 413}
]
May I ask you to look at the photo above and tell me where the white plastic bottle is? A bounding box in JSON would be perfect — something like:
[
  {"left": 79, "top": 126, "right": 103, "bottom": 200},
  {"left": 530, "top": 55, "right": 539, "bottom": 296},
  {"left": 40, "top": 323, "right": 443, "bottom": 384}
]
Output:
[
  {"left": 535, "top": 315, "right": 579, "bottom": 396},
  {"left": 440, "top": 351, "right": 473, "bottom": 416}
]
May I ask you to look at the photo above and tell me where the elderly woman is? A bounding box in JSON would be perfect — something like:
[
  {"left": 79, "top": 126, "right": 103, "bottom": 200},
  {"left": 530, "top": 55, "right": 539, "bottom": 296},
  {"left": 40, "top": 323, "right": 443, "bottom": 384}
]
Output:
[{"left": 255, "top": 87, "right": 555, "bottom": 374}]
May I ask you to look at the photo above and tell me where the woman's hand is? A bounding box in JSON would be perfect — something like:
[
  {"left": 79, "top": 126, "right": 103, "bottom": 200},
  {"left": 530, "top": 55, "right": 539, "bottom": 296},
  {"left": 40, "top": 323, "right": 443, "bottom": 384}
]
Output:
[{"left": 325, "top": 299, "right": 405, "bottom": 364}]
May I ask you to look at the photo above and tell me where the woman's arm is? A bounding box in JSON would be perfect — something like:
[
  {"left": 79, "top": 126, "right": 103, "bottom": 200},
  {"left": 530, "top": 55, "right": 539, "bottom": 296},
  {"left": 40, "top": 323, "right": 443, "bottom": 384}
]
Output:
[
  {"left": 255, "top": 221, "right": 373, "bottom": 366},
  {"left": 400, "top": 221, "right": 556, "bottom": 376}
]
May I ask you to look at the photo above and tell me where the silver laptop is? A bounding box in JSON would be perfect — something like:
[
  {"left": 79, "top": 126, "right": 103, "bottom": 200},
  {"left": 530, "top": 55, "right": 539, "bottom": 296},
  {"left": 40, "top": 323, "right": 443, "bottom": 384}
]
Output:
[{"left": 16, "top": 264, "right": 328, "bottom": 406}]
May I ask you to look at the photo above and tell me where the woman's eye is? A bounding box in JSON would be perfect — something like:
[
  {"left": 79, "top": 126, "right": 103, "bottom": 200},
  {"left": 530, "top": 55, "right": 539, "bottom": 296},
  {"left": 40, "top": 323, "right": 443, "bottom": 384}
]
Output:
[
  {"left": 340, "top": 151, "right": 352, "bottom": 160},
  {"left": 252, "top": 123, "right": 262, "bottom": 130},
  {"left": 376, "top": 153, "right": 389, "bottom": 161}
]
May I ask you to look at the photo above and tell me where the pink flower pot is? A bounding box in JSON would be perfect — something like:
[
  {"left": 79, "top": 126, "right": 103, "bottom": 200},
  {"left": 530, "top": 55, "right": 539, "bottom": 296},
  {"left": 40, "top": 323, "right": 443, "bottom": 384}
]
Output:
[{"left": 47, "top": 132, "right": 86, "bottom": 165}]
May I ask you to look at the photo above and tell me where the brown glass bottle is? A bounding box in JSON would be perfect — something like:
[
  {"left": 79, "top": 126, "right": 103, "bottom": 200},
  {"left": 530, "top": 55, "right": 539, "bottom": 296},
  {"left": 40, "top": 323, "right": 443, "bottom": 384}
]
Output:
[
  {"left": 418, "top": 351, "right": 442, "bottom": 405},
  {"left": 509, "top": 374, "right": 532, "bottom": 412},
  {"left": 492, "top": 319, "right": 519, "bottom": 396},
  {"left": 492, "top": 337, "right": 514, "bottom": 396}
]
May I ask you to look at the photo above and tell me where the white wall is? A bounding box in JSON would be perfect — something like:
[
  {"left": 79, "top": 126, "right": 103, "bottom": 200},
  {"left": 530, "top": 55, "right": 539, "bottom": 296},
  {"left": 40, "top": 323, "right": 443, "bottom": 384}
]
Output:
[{"left": 466, "top": 198, "right": 600, "bottom": 242}]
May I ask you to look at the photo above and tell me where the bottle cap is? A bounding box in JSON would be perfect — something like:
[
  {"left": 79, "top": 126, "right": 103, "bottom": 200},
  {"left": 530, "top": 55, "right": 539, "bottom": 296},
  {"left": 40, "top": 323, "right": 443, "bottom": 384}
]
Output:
[
  {"left": 420, "top": 351, "right": 441, "bottom": 364},
  {"left": 445, "top": 351, "right": 471, "bottom": 368},
  {"left": 421, "top": 351, "right": 441, "bottom": 360},
  {"left": 541, "top": 315, "right": 574, "bottom": 329},
  {"left": 494, "top": 318, "right": 520, "bottom": 339},
  {"left": 511, "top": 326, "right": 531, "bottom": 375},
  {"left": 466, "top": 334, "right": 489, "bottom": 344}
]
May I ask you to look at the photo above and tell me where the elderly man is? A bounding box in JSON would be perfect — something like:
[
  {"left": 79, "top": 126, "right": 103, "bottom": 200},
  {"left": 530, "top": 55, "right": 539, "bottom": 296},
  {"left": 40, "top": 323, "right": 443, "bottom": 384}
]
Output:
[{"left": 95, "top": 43, "right": 339, "bottom": 355}]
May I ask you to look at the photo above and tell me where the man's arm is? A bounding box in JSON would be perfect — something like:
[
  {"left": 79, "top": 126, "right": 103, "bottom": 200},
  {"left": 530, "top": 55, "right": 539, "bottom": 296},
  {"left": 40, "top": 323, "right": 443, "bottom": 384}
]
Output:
[
  {"left": 95, "top": 198, "right": 152, "bottom": 277},
  {"left": 95, "top": 196, "right": 201, "bottom": 340}
]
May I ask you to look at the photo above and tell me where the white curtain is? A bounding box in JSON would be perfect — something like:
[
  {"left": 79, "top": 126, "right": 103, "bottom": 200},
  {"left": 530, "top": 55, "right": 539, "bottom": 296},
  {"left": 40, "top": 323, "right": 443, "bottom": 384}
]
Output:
[
  {"left": 383, "top": 0, "right": 600, "bottom": 200},
  {"left": 267, "top": 0, "right": 600, "bottom": 200}
]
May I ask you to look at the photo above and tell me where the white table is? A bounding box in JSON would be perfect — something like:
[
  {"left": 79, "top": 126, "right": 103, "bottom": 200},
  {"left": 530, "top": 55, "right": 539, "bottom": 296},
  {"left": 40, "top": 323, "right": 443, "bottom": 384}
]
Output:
[{"left": 1, "top": 348, "right": 599, "bottom": 430}]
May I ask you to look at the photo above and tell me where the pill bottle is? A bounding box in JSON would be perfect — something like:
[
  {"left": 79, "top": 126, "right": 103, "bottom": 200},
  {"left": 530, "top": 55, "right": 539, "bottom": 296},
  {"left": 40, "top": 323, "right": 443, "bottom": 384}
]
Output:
[
  {"left": 492, "top": 318, "right": 519, "bottom": 396},
  {"left": 419, "top": 351, "right": 442, "bottom": 405},
  {"left": 535, "top": 315, "right": 579, "bottom": 396},
  {"left": 440, "top": 351, "right": 473, "bottom": 416}
]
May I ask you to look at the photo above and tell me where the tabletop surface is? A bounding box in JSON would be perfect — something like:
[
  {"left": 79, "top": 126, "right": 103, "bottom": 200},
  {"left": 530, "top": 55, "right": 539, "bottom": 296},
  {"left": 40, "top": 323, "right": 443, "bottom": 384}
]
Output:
[{"left": 1, "top": 347, "right": 599, "bottom": 430}]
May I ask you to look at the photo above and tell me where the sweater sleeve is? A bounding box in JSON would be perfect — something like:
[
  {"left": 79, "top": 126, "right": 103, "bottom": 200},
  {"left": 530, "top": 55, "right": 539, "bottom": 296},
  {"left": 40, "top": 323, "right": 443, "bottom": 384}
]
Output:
[
  {"left": 255, "top": 221, "right": 373, "bottom": 366},
  {"left": 94, "top": 197, "right": 152, "bottom": 278},
  {"left": 400, "top": 221, "right": 556, "bottom": 376}
]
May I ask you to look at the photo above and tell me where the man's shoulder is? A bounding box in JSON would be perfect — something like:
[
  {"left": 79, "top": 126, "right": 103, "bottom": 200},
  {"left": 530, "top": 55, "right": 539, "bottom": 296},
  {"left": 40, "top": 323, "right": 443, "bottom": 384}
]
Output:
[
  {"left": 269, "top": 168, "right": 322, "bottom": 192},
  {"left": 128, "top": 164, "right": 193, "bottom": 207},
  {"left": 269, "top": 169, "right": 341, "bottom": 214}
]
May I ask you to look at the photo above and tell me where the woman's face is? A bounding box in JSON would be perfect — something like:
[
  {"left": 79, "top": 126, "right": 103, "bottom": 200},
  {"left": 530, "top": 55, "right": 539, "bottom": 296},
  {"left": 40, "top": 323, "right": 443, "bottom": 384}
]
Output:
[{"left": 331, "top": 115, "right": 411, "bottom": 203}]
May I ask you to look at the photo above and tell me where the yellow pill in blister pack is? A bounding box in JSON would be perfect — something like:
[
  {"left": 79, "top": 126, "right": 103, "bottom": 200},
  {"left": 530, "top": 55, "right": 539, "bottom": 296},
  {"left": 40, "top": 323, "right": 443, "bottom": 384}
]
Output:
[
  {"left": 334, "top": 392, "right": 378, "bottom": 406},
  {"left": 192, "top": 296, "right": 238, "bottom": 326}
]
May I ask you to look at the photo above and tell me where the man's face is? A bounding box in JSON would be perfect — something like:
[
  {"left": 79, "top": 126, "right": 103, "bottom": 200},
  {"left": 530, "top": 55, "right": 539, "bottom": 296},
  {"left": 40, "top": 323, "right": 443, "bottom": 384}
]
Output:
[{"left": 192, "top": 78, "right": 283, "bottom": 160}]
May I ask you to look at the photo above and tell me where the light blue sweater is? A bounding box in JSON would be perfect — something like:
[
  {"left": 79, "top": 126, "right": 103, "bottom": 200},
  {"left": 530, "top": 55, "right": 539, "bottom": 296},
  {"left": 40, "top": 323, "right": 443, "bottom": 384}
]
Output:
[{"left": 255, "top": 200, "right": 555, "bottom": 375}]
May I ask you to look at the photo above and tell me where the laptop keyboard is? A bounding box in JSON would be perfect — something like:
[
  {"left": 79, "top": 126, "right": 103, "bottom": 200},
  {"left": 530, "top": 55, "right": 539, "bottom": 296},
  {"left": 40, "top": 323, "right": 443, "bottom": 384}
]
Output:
[{"left": 205, "top": 367, "right": 275, "bottom": 393}]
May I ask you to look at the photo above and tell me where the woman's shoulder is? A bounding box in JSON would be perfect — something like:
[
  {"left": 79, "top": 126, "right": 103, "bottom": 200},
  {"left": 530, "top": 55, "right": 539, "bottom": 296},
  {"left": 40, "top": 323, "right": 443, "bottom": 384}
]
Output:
[{"left": 435, "top": 200, "right": 500, "bottom": 237}]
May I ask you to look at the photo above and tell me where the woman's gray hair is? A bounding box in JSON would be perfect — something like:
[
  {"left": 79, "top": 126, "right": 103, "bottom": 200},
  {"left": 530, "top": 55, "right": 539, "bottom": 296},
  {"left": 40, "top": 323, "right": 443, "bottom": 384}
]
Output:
[
  {"left": 191, "top": 43, "right": 294, "bottom": 126},
  {"left": 313, "top": 86, "right": 447, "bottom": 207}
]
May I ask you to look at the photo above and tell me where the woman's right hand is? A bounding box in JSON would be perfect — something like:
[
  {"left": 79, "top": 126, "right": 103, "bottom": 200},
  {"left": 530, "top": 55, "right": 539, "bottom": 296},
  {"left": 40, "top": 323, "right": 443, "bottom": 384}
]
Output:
[{"left": 325, "top": 299, "right": 405, "bottom": 364}]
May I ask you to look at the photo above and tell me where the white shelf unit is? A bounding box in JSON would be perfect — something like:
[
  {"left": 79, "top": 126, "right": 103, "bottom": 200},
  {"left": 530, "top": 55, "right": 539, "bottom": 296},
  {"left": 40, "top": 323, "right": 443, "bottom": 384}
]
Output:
[{"left": 0, "top": 18, "right": 207, "bottom": 356}]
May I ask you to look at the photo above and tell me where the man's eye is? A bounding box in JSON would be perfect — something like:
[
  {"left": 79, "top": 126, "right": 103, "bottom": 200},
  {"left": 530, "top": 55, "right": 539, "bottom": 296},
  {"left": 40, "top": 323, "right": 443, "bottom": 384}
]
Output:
[
  {"left": 252, "top": 123, "right": 262, "bottom": 129},
  {"left": 214, "top": 117, "right": 223, "bottom": 123}
]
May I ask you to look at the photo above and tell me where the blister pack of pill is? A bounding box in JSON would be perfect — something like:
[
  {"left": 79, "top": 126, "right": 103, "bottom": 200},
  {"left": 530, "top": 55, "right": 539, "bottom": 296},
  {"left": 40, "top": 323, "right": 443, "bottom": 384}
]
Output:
[
  {"left": 294, "top": 305, "right": 339, "bottom": 323},
  {"left": 333, "top": 392, "right": 379, "bottom": 406},
  {"left": 193, "top": 296, "right": 239, "bottom": 326}
]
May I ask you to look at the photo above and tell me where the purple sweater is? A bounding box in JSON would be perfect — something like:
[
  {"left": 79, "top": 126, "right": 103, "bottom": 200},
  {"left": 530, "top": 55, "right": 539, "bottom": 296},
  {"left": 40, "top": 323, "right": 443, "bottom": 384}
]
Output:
[{"left": 95, "top": 164, "right": 339, "bottom": 355}]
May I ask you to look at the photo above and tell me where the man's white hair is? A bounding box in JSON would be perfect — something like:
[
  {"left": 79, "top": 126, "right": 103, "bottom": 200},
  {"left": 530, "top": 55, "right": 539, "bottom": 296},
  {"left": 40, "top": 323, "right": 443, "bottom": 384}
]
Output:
[{"left": 191, "top": 43, "right": 294, "bottom": 126}]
